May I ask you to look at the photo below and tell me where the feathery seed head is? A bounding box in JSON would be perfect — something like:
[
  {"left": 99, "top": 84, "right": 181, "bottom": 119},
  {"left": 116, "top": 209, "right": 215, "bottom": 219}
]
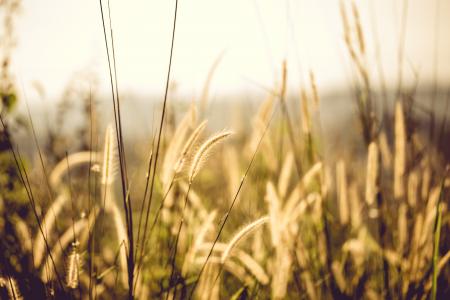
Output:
[
  {"left": 174, "top": 120, "right": 208, "bottom": 175},
  {"left": 188, "top": 130, "right": 232, "bottom": 183},
  {"left": 66, "top": 241, "right": 81, "bottom": 289},
  {"left": 0, "top": 277, "right": 22, "bottom": 300},
  {"left": 101, "top": 124, "right": 118, "bottom": 185},
  {"left": 365, "top": 141, "right": 379, "bottom": 205}
]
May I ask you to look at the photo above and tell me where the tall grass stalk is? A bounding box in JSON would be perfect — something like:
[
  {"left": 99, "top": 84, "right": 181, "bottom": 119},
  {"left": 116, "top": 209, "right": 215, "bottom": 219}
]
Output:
[
  {"left": 134, "top": 2, "right": 180, "bottom": 294},
  {"left": 166, "top": 131, "right": 232, "bottom": 298},
  {"left": 189, "top": 97, "right": 279, "bottom": 299},
  {"left": 98, "top": 0, "right": 135, "bottom": 297},
  {"left": 431, "top": 167, "right": 448, "bottom": 300}
]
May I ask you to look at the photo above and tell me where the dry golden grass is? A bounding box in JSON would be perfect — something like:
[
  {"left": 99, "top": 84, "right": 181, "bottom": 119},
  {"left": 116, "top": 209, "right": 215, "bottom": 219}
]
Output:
[{"left": 1, "top": 1, "right": 449, "bottom": 299}]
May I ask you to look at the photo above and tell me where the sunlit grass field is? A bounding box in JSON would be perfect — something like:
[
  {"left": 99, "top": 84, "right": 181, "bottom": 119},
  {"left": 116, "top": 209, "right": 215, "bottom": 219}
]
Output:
[{"left": 1, "top": 0, "right": 450, "bottom": 299}]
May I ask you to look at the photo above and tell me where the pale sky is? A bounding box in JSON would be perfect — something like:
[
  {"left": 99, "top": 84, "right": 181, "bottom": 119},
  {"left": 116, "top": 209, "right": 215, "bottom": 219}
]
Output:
[{"left": 9, "top": 0, "right": 450, "bottom": 100}]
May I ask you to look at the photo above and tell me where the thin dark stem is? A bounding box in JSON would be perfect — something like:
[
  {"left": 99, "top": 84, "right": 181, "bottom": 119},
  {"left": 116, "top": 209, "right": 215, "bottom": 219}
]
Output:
[
  {"left": 135, "top": 147, "right": 154, "bottom": 258},
  {"left": 88, "top": 89, "right": 95, "bottom": 300},
  {"left": 376, "top": 189, "right": 391, "bottom": 299},
  {"left": 135, "top": 0, "right": 180, "bottom": 288},
  {"left": 166, "top": 184, "right": 191, "bottom": 300},
  {"left": 106, "top": 0, "right": 133, "bottom": 255},
  {"left": 99, "top": 0, "right": 135, "bottom": 297},
  {"left": 150, "top": 179, "right": 175, "bottom": 234},
  {"left": 23, "top": 95, "right": 65, "bottom": 254},
  {"left": 98, "top": 0, "right": 129, "bottom": 228},
  {"left": 133, "top": 177, "right": 175, "bottom": 294},
  {"left": 135, "top": 122, "right": 157, "bottom": 254},
  {"left": 24, "top": 98, "right": 55, "bottom": 219},
  {"left": 189, "top": 101, "right": 279, "bottom": 298},
  {"left": 0, "top": 116, "right": 64, "bottom": 290}
]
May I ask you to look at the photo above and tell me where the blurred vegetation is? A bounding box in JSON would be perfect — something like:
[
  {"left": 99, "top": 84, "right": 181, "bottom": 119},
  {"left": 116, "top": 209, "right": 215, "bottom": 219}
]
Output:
[{"left": 0, "top": 0, "right": 31, "bottom": 280}]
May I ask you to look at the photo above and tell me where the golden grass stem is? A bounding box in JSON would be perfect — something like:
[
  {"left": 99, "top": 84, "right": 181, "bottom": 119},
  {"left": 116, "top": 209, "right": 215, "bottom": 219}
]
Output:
[{"left": 221, "top": 216, "right": 269, "bottom": 264}]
